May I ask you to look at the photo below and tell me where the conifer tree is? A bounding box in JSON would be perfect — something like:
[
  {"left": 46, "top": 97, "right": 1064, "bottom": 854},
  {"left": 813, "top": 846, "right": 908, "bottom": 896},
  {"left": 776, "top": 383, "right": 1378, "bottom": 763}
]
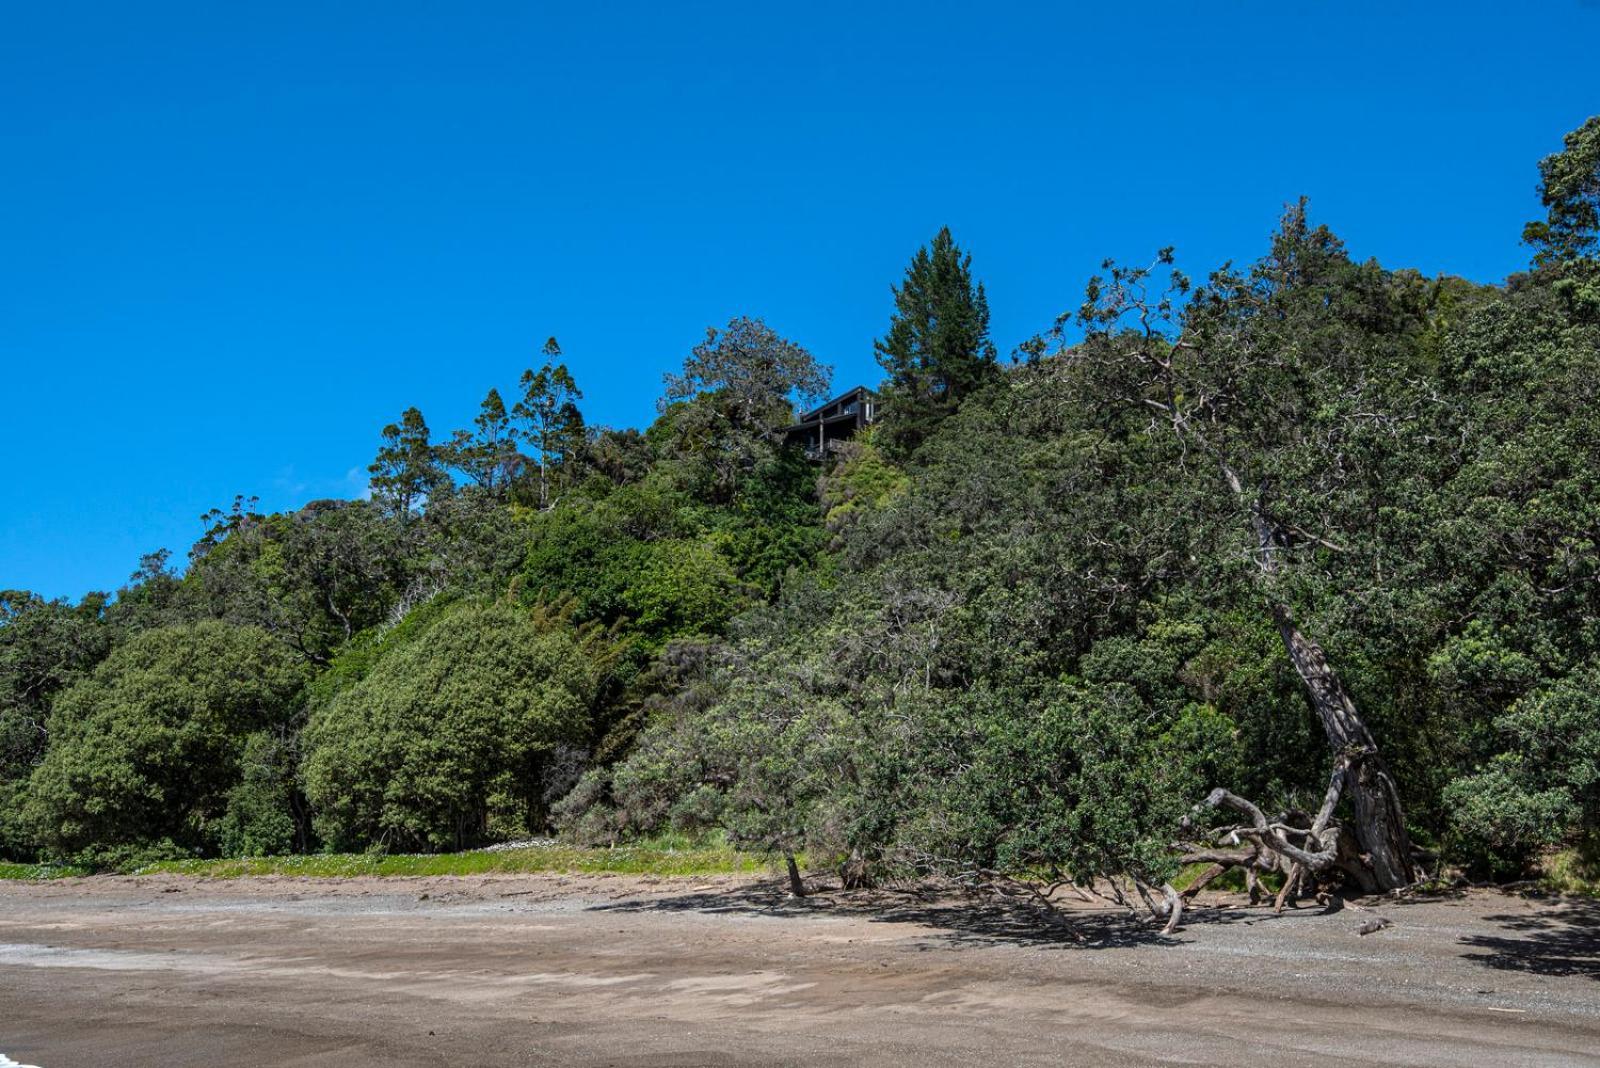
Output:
[{"left": 873, "top": 227, "right": 998, "bottom": 456}]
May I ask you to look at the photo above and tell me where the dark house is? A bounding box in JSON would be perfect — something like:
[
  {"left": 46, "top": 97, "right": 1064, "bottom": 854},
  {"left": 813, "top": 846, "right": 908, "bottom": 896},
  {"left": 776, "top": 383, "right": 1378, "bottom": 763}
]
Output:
[{"left": 782, "top": 386, "right": 877, "bottom": 459}]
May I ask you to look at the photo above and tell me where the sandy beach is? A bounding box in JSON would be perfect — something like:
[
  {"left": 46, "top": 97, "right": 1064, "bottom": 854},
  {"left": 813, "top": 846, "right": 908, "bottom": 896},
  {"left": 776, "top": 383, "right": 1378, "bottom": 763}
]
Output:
[{"left": 1, "top": 874, "right": 1596, "bottom": 1066}]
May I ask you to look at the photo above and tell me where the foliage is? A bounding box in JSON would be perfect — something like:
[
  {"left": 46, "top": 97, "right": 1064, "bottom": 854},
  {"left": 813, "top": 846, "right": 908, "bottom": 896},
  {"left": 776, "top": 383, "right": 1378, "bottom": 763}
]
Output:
[
  {"left": 8, "top": 117, "right": 1600, "bottom": 893},
  {"left": 0, "top": 861, "right": 92, "bottom": 880},
  {"left": 874, "top": 227, "right": 998, "bottom": 456},
  {"left": 514, "top": 342, "right": 586, "bottom": 508},
  {"left": 219, "top": 729, "right": 308, "bottom": 857},
  {"left": 819, "top": 432, "right": 908, "bottom": 541},
  {"left": 302, "top": 601, "right": 612, "bottom": 851},
  {"left": 22, "top": 623, "right": 310, "bottom": 862},
  {"left": 1524, "top": 115, "right": 1600, "bottom": 267},
  {"left": 659, "top": 316, "right": 830, "bottom": 500},
  {"left": 121, "top": 838, "right": 769, "bottom": 878},
  {"left": 368, "top": 406, "right": 447, "bottom": 517},
  {"left": 1445, "top": 666, "right": 1600, "bottom": 876},
  {"left": 1538, "top": 841, "right": 1600, "bottom": 895},
  {"left": 886, "top": 681, "right": 1237, "bottom": 884},
  {"left": 182, "top": 498, "right": 405, "bottom": 663},
  {"left": 442, "top": 388, "right": 520, "bottom": 494},
  {"left": 0, "top": 589, "right": 114, "bottom": 856}
]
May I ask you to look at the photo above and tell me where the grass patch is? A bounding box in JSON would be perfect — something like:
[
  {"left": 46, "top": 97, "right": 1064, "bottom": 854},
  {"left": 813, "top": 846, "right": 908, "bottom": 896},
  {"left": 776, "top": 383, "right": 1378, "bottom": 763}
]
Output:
[
  {"left": 1539, "top": 844, "right": 1600, "bottom": 896},
  {"left": 126, "top": 842, "right": 770, "bottom": 880},
  {"left": 1170, "top": 862, "right": 1283, "bottom": 895},
  {"left": 0, "top": 861, "right": 91, "bottom": 880}
]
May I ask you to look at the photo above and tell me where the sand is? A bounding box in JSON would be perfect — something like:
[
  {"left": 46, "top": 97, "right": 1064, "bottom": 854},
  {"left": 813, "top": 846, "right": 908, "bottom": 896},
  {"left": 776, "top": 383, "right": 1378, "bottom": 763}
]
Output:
[{"left": 1, "top": 872, "right": 1596, "bottom": 1066}]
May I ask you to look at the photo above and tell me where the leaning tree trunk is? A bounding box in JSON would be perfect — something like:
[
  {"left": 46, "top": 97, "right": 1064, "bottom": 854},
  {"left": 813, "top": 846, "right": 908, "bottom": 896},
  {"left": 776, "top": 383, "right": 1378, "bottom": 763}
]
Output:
[
  {"left": 1268, "top": 603, "right": 1415, "bottom": 889},
  {"left": 1220, "top": 464, "right": 1416, "bottom": 893},
  {"left": 783, "top": 851, "right": 807, "bottom": 898}
]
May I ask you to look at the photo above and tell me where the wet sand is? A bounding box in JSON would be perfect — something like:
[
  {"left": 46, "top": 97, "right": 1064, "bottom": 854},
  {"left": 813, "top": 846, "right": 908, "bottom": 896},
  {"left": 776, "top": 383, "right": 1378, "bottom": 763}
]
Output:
[{"left": 1, "top": 873, "right": 1597, "bottom": 1066}]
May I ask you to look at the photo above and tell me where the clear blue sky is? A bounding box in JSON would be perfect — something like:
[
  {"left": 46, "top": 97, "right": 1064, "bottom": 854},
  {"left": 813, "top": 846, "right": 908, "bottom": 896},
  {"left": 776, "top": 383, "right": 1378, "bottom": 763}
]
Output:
[{"left": 4, "top": 2, "right": 1598, "bottom": 600}]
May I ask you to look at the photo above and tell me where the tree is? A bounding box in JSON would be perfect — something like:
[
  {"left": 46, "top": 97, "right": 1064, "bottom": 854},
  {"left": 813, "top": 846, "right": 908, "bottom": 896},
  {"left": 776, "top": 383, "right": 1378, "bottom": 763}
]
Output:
[
  {"left": 23, "top": 622, "right": 309, "bottom": 862},
  {"left": 514, "top": 340, "right": 586, "bottom": 509},
  {"left": 660, "top": 316, "right": 830, "bottom": 499},
  {"left": 874, "top": 227, "right": 998, "bottom": 456},
  {"left": 368, "top": 406, "right": 446, "bottom": 517},
  {"left": 580, "top": 426, "right": 653, "bottom": 487},
  {"left": 303, "top": 601, "right": 611, "bottom": 851},
  {"left": 1059, "top": 203, "right": 1435, "bottom": 891},
  {"left": 593, "top": 619, "right": 857, "bottom": 896},
  {"left": 183, "top": 499, "right": 403, "bottom": 664},
  {"left": 520, "top": 478, "right": 751, "bottom": 643},
  {"left": 0, "top": 589, "right": 114, "bottom": 858},
  {"left": 1444, "top": 666, "right": 1600, "bottom": 877},
  {"left": 1524, "top": 115, "right": 1600, "bottom": 267},
  {"left": 108, "top": 549, "right": 185, "bottom": 630},
  {"left": 443, "top": 388, "right": 521, "bottom": 495},
  {"left": 1430, "top": 158, "right": 1600, "bottom": 869},
  {"left": 219, "top": 727, "right": 310, "bottom": 856}
]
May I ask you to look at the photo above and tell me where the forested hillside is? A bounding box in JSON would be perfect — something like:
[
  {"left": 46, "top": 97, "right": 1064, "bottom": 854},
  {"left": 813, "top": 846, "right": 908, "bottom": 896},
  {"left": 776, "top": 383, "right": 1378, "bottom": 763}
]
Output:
[{"left": 5, "top": 119, "right": 1599, "bottom": 904}]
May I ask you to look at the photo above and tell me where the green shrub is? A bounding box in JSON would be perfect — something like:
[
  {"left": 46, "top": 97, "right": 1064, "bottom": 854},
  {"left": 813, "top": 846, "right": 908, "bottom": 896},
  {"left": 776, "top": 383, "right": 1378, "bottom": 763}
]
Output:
[
  {"left": 219, "top": 730, "right": 303, "bottom": 857},
  {"left": 303, "top": 602, "right": 610, "bottom": 851},
  {"left": 23, "top": 623, "right": 309, "bottom": 862},
  {"left": 1445, "top": 666, "right": 1600, "bottom": 876}
]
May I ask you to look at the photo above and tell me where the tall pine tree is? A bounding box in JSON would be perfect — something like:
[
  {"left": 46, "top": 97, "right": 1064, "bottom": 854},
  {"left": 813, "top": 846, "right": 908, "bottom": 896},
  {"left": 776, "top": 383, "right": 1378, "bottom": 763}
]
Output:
[{"left": 873, "top": 227, "right": 998, "bottom": 456}]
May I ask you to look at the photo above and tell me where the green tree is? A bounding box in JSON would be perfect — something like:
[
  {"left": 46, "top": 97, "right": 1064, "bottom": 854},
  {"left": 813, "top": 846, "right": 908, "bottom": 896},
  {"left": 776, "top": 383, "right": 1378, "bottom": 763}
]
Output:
[
  {"left": 1524, "top": 115, "right": 1600, "bottom": 267},
  {"left": 623, "top": 539, "right": 743, "bottom": 640},
  {"left": 1054, "top": 204, "right": 1440, "bottom": 890},
  {"left": 183, "top": 499, "right": 403, "bottom": 664},
  {"left": 108, "top": 549, "right": 185, "bottom": 631},
  {"left": 514, "top": 340, "right": 586, "bottom": 509},
  {"left": 23, "top": 622, "right": 309, "bottom": 863},
  {"left": 219, "top": 728, "right": 308, "bottom": 856},
  {"left": 1444, "top": 666, "right": 1600, "bottom": 877},
  {"left": 873, "top": 227, "right": 998, "bottom": 456},
  {"left": 303, "top": 601, "right": 611, "bottom": 851},
  {"left": 660, "top": 316, "right": 830, "bottom": 500},
  {"left": 0, "top": 589, "right": 114, "bottom": 857},
  {"left": 443, "top": 388, "right": 521, "bottom": 495},
  {"left": 368, "top": 406, "right": 446, "bottom": 517}
]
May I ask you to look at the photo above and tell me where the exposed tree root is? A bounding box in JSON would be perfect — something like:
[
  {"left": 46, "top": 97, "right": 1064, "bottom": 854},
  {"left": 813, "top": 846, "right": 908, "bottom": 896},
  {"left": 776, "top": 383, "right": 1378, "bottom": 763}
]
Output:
[{"left": 1172, "top": 751, "right": 1413, "bottom": 915}]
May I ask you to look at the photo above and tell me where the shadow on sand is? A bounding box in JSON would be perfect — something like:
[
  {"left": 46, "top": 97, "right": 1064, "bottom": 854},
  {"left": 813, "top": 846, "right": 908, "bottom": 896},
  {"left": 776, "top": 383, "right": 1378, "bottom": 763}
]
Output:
[
  {"left": 591, "top": 878, "right": 1326, "bottom": 951},
  {"left": 1458, "top": 896, "right": 1600, "bottom": 980}
]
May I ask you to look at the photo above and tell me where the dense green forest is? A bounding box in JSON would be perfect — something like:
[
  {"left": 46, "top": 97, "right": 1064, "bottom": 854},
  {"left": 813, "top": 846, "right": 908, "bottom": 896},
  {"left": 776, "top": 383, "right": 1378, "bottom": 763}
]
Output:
[{"left": 5, "top": 118, "right": 1599, "bottom": 905}]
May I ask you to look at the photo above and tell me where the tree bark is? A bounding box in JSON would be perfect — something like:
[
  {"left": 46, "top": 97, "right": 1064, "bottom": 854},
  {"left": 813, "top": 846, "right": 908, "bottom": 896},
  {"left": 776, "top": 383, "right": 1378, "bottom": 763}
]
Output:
[
  {"left": 1221, "top": 463, "right": 1415, "bottom": 892},
  {"left": 784, "top": 852, "right": 807, "bottom": 898},
  {"left": 1269, "top": 603, "right": 1415, "bottom": 889}
]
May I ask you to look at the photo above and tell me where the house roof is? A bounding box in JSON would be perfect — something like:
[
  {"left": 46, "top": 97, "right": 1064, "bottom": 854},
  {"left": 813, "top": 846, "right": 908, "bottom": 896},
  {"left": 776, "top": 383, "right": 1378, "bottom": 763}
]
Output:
[{"left": 794, "top": 385, "right": 875, "bottom": 425}]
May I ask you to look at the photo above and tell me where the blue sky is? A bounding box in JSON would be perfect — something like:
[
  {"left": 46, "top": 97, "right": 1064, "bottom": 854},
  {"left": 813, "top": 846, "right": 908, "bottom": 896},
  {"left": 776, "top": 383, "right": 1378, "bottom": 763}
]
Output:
[{"left": 4, "top": 1, "right": 1598, "bottom": 600}]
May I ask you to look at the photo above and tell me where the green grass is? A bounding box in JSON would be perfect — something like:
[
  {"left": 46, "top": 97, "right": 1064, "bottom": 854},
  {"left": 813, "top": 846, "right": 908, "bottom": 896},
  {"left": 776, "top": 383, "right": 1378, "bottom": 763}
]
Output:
[
  {"left": 124, "top": 842, "right": 769, "bottom": 880},
  {"left": 0, "top": 861, "right": 91, "bottom": 880},
  {"left": 1539, "top": 845, "right": 1600, "bottom": 895},
  {"left": 1170, "top": 861, "right": 1285, "bottom": 895}
]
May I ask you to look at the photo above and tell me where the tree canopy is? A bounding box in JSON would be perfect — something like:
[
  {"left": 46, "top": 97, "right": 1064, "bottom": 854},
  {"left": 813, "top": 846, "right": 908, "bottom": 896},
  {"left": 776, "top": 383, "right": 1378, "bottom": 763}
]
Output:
[
  {"left": 4, "top": 118, "right": 1599, "bottom": 905},
  {"left": 303, "top": 601, "right": 610, "bottom": 851},
  {"left": 874, "top": 227, "right": 998, "bottom": 456},
  {"left": 22, "top": 622, "right": 309, "bottom": 864}
]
